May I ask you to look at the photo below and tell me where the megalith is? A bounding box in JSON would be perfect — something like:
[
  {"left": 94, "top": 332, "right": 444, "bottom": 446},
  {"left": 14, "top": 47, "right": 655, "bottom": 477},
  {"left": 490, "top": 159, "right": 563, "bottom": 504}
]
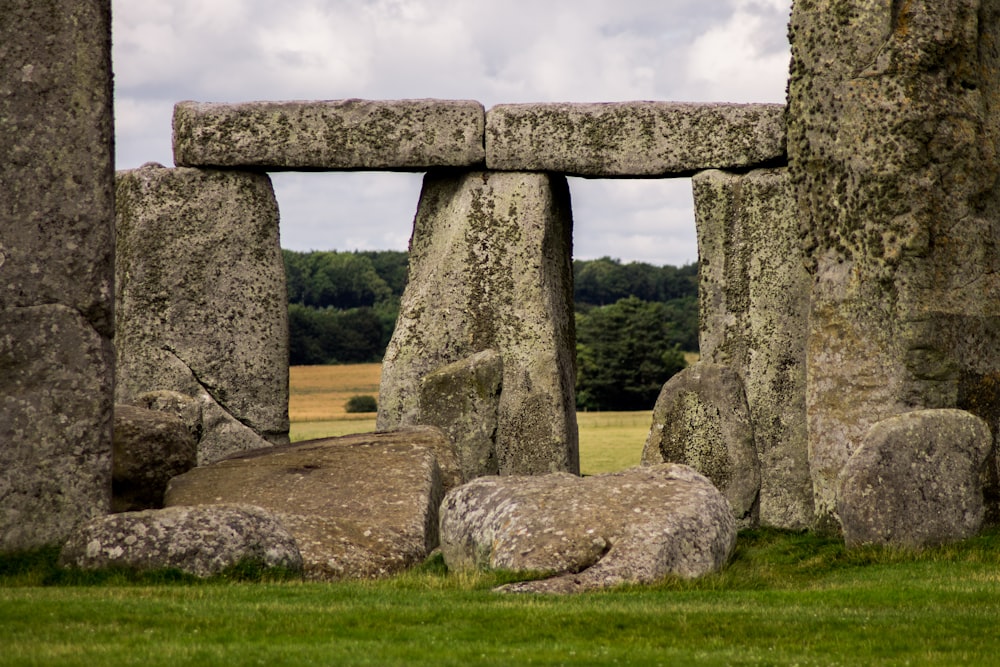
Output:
[
  {"left": 115, "top": 164, "right": 289, "bottom": 464},
  {"left": 787, "top": 0, "right": 1000, "bottom": 528},
  {"left": 378, "top": 170, "right": 579, "bottom": 475},
  {"left": 837, "top": 409, "right": 993, "bottom": 549},
  {"left": 0, "top": 0, "right": 115, "bottom": 550},
  {"left": 693, "top": 168, "right": 813, "bottom": 529}
]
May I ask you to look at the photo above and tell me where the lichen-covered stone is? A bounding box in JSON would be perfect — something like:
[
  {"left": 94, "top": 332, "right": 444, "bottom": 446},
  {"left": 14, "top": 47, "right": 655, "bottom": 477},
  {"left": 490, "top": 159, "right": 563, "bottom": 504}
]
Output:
[
  {"left": 641, "top": 362, "right": 760, "bottom": 528},
  {"left": 417, "top": 349, "right": 503, "bottom": 482},
  {"left": 173, "top": 99, "right": 486, "bottom": 170},
  {"left": 113, "top": 405, "right": 197, "bottom": 513},
  {"left": 59, "top": 505, "right": 302, "bottom": 577},
  {"left": 165, "top": 427, "right": 454, "bottom": 580},
  {"left": 787, "top": 0, "right": 1000, "bottom": 528},
  {"left": 837, "top": 410, "right": 993, "bottom": 549},
  {"left": 378, "top": 170, "right": 578, "bottom": 476},
  {"left": 693, "top": 168, "right": 813, "bottom": 529},
  {"left": 486, "top": 102, "right": 785, "bottom": 177},
  {"left": 0, "top": 1, "right": 114, "bottom": 550},
  {"left": 440, "top": 464, "right": 736, "bottom": 593},
  {"left": 115, "top": 164, "right": 289, "bottom": 464}
]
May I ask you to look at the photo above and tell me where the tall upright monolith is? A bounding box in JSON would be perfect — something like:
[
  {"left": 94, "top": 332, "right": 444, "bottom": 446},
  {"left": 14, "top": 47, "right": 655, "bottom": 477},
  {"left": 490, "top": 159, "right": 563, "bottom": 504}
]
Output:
[
  {"left": 378, "top": 170, "right": 578, "bottom": 475},
  {"left": 787, "top": 0, "right": 1000, "bottom": 528},
  {"left": 0, "top": 0, "right": 115, "bottom": 549}
]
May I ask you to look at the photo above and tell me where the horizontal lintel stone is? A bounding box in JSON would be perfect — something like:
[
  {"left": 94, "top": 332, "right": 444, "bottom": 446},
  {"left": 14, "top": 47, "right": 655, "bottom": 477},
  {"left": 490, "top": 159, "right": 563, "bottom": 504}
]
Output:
[
  {"left": 486, "top": 102, "right": 786, "bottom": 177},
  {"left": 173, "top": 99, "right": 486, "bottom": 171}
]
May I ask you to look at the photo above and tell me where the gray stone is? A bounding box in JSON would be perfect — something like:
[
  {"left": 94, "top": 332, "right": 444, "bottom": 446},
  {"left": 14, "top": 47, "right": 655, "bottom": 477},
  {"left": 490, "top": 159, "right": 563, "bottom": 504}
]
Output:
[
  {"left": 0, "top": 1, "right": 114, "bottom": 549},
  {"left": 378, "top": 170, "right": 578, "bottom": 476},
  {"left": 59, "top": 505, "right": 302, "bottom": 577},
  {"left": 440, "top": 464, "right": 736, "bottom": 593},
  {"left": 641, "top": 362, "right": 760, "bottom": 528},
  {"left": 113, "top": 405, "right": 197, "bottom": 513},
  {"left": 173, "top": 99, "right": 486, "bottom": 171},
  {"left": 115, "top": 163, "right": 289, "bottom": 464},
  {"left": 417, "top": 350, "right": 502, "bottom": 482},
  {"left": 165, "top": 427, "right": 455, "bottom": 580},
  {"left": 788, "top": 0, "right": 1000, "bottom": 529},
  {"left": 133, "top": 390, "right": 203, "bottom": 444},
  {"left": 486, "top": 102, "right": 785, "bottom": 177},
  {"left": 837, "top": 410, "right": 993, "bottom": 549},
  {"left": 693, "top": 168, "right": 813, "bottom": 529}
]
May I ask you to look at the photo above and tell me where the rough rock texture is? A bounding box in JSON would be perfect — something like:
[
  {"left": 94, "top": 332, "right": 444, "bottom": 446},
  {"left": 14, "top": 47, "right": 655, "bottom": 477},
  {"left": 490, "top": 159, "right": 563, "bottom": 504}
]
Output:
[
  {"left": 173, "top": 99, "right": 485, "bottom": 170},
  {"left": 113, "top": 405, "right": 198, "bottom": 513},
  {"left": 417, "top": 349, "right": 503, "bottom": 482},
  {"left": 378, "top": 170, "right": 579, "bottom": 475},
  {"left": 115, "top": 163, "right": 289, "bottom": 464},
  {"left": 788, "top": 0, "right": 1000, "bottom": 529},
  {"left": 59, "top": 505, "right": 302, "bottom": 577},
  {"left": 693, "top": 168, "right": 813, "bottom": 529},
  {"left": 133, "top": 390, "right": 203, "bottom": 444},
  {"left": 641, "top": 363, "right": 760, "bottom": 528},
  {"left": 0, "top": 1, "right": 115, "bottom": 550},
  {"left": 440, "top": 464, "right": 736, "bottom": 593},
  {"left": 837, "top": 410, "right": 993, "bottom": 548},
  {"left": 165, "top": 427, "right": 456, "bottom": 580},
  {"left": 486, "top": 102, "right": 785, "bottom": 177}
]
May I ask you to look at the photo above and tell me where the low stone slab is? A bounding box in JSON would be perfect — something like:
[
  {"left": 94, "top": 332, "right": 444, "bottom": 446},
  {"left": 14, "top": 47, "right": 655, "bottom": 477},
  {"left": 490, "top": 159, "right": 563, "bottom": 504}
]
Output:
[
  {"left": 440, "top": 464, "right": 736, "bottom": 593},
  {"left": 837, "top": 410, "right": 993, "bottom": 549},
  {"left": 164, "top": 427, "right": 457, "bottom": 580},
  {"left": 641, "top": 362, "right": 760, "bottom": 528},
  {"left": 59, "top": 505, "right": 302, "bottom": 577},
  {"left": 113, "top": 405, "right": 197, "bottom": 513},
  {"left": 486, "top": 102, "right": 785, "bottom": 177},
  {"left": 173, "top": 99, "right": 486, "bottom": 170}
]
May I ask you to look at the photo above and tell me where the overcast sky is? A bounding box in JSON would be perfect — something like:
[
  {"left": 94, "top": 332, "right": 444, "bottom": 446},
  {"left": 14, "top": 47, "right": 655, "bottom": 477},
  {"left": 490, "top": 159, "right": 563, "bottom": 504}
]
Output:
[{"left": 113, "top": 0, "right": 792, "bottom": 267}]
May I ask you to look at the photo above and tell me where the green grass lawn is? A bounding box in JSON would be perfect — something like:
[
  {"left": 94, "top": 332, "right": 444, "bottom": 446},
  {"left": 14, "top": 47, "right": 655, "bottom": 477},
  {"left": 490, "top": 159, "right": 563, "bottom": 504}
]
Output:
[{"left": 2, "top": 529, "right": 999, "bottom": 665}]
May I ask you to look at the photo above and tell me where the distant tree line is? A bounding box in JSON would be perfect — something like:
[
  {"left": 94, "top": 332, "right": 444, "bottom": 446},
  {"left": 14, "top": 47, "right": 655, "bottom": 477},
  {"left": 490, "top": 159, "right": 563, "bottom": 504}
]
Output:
[{"left": 284, "top": 251, "right": 699, "bottom": 410}]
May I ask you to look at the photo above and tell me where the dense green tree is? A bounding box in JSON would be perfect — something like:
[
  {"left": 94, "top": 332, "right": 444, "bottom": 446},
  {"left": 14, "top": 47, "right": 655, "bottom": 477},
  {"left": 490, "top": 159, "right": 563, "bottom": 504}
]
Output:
[
  {"left": 575, "top": 296, "right": 688, "bottom": 411},
  {"left": 287, "top": 304, "right": 384, "bottom": 365}
]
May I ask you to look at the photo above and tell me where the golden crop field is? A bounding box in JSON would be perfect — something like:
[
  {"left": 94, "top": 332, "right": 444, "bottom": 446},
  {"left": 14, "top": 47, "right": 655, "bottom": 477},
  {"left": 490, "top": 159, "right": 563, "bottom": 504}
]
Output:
[{"left": 288, "top": 364, "right": 653, "bottom": 475}]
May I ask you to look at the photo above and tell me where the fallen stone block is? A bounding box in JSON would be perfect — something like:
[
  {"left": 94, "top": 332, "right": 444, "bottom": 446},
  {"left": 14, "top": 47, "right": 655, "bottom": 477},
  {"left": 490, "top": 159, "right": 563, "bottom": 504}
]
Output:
[
  {"left": 417, "top": 349, "right": 503, "bottom": 482},
  {"left": 837, "top": 409, "right": 993, "bottom": 549},
  {"left": 164, "top": 427, "right": 457, "bottom": 580},
  {"left": 439, "top": 464, "right": 736, "bottom": 593},
  {"left": 59, "top": 505, "right": 302, "bottom": 577},
  {"left": 641, "top": 362, "right": 760, "bottom": 528},
  {"left": 173, "top": 99, "right": 486, "bottom": 170},
  {"left": 486, "top": 102, "right": 785, "bottom": 177},
  {"left": 113, "top": 405, "right": 197, "bottom": 513}
]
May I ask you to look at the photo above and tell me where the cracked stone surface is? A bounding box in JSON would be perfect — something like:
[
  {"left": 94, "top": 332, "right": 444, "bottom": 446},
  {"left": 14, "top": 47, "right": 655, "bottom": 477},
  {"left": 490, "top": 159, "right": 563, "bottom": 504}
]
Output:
[
  {"left": 115, "top": 164, "right": 289, "bottom": 464},
  {"left": 0, "top": 1, "right": 114, "bottom": 549},
  {"left": 439, "top": 464, "right": 736, "bottom": 593}
]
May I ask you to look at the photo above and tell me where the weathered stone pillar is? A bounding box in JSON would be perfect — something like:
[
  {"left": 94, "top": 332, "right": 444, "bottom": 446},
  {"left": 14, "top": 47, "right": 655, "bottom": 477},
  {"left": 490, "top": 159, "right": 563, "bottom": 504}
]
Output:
[
  {"left": 788, "top": 0, "right": 1000, "bottom": 528},
  {"left": 115, "top": 164, "right": 289, "bottom": 464},
  {"left": 0, "top": 0, "right": 115, "bottom": 550},
  {"left": 694, "top": 168, "right": 813, "bottom": 529},
  {"left": 378, "top": 170, "right": 579, "bottom": 475}
]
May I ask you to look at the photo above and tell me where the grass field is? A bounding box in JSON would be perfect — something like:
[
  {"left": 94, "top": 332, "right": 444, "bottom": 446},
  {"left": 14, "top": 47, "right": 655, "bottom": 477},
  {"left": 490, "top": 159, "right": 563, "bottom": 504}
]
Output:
[
  {"left": 289, "top": 364, "right": 651, "bottom": 474},
  {"left": 2, "top": 529, "right": 999, "bottom": 665}
]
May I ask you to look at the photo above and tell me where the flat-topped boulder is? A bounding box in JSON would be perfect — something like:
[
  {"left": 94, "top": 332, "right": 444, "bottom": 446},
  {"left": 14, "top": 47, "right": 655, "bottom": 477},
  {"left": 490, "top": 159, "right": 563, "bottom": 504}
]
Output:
[
  {"left": 173, "top": 99, "right": 486, "bottom": 170},
  {"left": 486, "top": 102, "right": 785, "bottom": 177},
  {"left": 164, "top": 427, "right": 458, "bottom": 580},
  {"left": 440, "top": 464, "right": 736, "bottom": 593}
]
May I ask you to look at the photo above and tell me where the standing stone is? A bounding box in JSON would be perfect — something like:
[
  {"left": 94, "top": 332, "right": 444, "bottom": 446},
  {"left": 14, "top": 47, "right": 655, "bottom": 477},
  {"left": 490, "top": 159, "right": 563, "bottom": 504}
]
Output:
[
  {"left": 378, "top": 170, "right": 578, "bottom": 475},
  {"left": 641, "top": 362, "right": 760, "bottom": 528},
  {"left": 417, "top": 349, "right": 503, "bottom": 482},
  {"left": 115, "top": 164, "right": 289, "bottom": 464},
  {"left": 837, "top": 410, "right": 993, "bottom": 549},
  {"left": 0, "top": 0, "right": 114, "bottom": 550},
  {"left": 693, "top": 168, "right": 813, "bottom": 529},
  {"left": 788, "top": 0, "right": 1000, "bottom": 529}
]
